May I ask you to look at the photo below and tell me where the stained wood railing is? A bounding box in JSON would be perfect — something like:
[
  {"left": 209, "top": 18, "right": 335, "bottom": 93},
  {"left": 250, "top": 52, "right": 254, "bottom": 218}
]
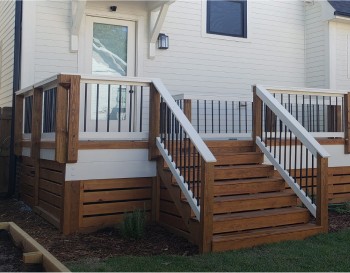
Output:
[{"left": 253, "top": 85, "right": 331, "bottom": 231}]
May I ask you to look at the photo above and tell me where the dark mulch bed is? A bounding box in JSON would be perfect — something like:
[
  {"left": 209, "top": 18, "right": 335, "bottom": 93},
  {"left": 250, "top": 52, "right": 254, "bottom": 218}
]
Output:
[
  {"left": 1, "top": 198, "right": 350, "bottom": 271},
  {"left": 0, "top": 198, "right": 198, "bottom": 265}
]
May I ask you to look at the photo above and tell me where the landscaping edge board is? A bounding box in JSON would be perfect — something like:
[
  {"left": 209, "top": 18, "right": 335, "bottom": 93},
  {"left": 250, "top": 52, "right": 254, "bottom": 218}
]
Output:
[{"left": 0, "top": 222, "right": 70, "bottom": 272}]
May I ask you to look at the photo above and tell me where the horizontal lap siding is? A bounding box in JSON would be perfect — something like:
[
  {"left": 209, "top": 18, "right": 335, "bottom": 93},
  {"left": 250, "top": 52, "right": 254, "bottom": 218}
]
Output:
[
  {"left": 335, "top": 22, "right": 350, "bottom": 90},
  {"left": 144, "top": 0, "right": 306, "bottom": 101},
  {"left": 0, "top": 1, "right": 15, "bottom": 107},
  {"left": 80, "top": 178, "right": 153, "bottom": 230},
  {"left": 305, "top": 2, "right": 327, "bottom": 88}
]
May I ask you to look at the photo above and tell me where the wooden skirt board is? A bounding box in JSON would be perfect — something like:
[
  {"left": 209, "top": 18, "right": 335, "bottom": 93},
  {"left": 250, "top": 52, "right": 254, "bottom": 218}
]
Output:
[
  {"left": 158, "top": 182, "right": 190, "bottom": 234},
  {"left": 78, "top": 177, "right": 154, "bottom": 231}
]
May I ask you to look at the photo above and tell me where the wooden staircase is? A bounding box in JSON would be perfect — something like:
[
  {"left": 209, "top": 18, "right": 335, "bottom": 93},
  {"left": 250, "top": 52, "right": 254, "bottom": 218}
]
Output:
[{"left": 158, "top": 140, "right": 323, "bottom": 252}]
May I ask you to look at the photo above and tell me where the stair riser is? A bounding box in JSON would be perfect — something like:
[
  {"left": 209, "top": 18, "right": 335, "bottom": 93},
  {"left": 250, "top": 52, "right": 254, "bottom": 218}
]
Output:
[
  {"left": 213, "top": 211, "right": 310, "bottom": 233},
  {"left": 214, "top": 195, "right": 297, "bottom": 213},
  {"left": 163, "top": 153, "right": 264, "bottom": 168},
  {"left": 215, "top": 154, "right": 264, "bottom": 165},
  {"left": 215, "top": 166, "right": 274, "bottom": 180},
  {"left": 212, "top": 227, "right": 322, "bottom": 252},
  {"left": 215, "top": 180, "right": 285, "bottom": 196}
]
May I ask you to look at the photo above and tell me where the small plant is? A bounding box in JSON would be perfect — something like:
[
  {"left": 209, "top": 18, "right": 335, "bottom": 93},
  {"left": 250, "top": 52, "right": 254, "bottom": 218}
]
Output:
[
  {"left": 329, "top": 202, "right": 350, "bottom": 214},
  {"left": 120, "top": 208, "right": 146, "bottom": 240}
]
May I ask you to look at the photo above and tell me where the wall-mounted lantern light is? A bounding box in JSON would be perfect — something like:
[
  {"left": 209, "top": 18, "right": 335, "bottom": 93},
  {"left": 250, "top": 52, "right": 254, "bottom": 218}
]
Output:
[
  {"left": 110, "top": 6, "right": 117, "bottom": 12},
  {"left": 157, "top": 33, "right": 169, "bottom": 49}
]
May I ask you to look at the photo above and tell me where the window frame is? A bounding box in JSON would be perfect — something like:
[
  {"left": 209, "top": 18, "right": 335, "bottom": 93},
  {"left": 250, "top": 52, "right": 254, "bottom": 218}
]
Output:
[{"left": 206, "top": 0, "right": 247, "bottom": 39}]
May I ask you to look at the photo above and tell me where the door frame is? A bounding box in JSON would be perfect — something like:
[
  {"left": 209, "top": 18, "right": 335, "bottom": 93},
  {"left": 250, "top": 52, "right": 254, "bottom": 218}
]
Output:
[{"left": 78, "top": 13, "right": 144, "bottom": 77}]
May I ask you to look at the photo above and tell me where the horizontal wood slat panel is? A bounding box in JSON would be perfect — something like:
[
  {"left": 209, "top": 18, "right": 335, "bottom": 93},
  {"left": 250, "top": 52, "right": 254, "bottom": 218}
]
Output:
[
  {"left": 78, "top": 141, "right": 148, "bottom": 150},
  {"left": 38, "top": 189, "right": 62, "bottom": 208},
  {"left": 159, "top": 200, "right": 181, "bottom": 216},
  {"left": 40, "top": 169, "right": 64, "bottom": 184},
  {"left": 38, "top": 200, "right": 61, "bottom": 219},
  {"left": 83, "top": 178, "right": 152, "bottom": 191},
  {"left": 83, "top": 188, "right": 152, "bottom": 203},
  {"left": 159, "top": 212, "right": 188, "bottom": 231},
  {"left": 39, "top": 179, "right": 63, "bottom": 195},
  {"left": 83, "top": 200, "right": 151, "bottom": 216},
  {"left": 40, "top": 160, "right": 65, "bottom": 172}
]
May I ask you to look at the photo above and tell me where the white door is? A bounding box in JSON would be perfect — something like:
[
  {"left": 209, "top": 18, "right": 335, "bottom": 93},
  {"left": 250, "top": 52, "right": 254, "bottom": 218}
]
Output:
[{"left": 84, "top": 17, "right": 136, "bottom": 132}]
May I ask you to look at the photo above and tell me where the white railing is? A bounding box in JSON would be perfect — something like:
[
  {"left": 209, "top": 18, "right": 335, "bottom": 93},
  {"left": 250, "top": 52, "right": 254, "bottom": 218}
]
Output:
[{"left": 254, "top": 85, "right": 330, "bottom": 218}]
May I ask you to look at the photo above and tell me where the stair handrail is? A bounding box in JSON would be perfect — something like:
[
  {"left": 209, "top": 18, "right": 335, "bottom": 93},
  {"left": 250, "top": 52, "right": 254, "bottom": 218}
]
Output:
[
  {"left": 256, "top": 85, "right": 330, "bottom": 158},
  {"left": 254, "top": 85, "right": 329, "bottom": 231},
  {"left": 152, "top": 79, "right": 216, "bottom": 163},
  {"left": 150, "top": 78, "right": 216, "bottom": 253}
]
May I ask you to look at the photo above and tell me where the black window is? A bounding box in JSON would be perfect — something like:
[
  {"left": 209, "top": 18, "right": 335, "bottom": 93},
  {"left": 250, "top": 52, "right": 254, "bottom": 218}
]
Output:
[{"left": 207, "top": 0, "right": 247, "bottom": 38}]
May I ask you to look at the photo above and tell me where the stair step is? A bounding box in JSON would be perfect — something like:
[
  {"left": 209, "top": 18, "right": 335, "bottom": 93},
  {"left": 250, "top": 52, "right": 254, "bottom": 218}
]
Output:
[
  {"left": 212, "top": 223, "right": 322, "bottom": 252},
  {"left": 213, "top": 207, "right": 310, "bottom": 233},
  {"left": 206, "top": 140, "right": 255, "bottom": 153},
  {"left": 214, "top": 165, "right": 274, "bottom": 180},
  {"left": 213, "top": 192, "right": 297, "bottom": 213},
  {"left": 215, "top": 152, "right": 264, "bottom": 166},
  {"left": 214, "top": 177, "right": 285, "bottom": 196}
]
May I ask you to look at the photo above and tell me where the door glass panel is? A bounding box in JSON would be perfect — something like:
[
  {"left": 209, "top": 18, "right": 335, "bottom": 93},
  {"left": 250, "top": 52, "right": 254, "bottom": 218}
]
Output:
[
  {"left": 91, "top": 23, "right": 129, "bottom": 122},
  {"left": 92, "top": 23, "right": 128, "bottom": 76}
]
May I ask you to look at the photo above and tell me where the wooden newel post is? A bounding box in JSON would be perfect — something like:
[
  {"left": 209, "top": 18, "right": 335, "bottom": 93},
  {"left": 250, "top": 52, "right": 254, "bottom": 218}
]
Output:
[
  {"left": 67, "top": 75, "right": 81, "bottom": 163},
  {"left": 55, "top": 75, "right": 69, "bottom": 163},
  {"left": 316, "top": 155, "right": 328, "bottom": 233},
  {"left": 200, "top": 158, "right": 214, "bottom": 253},
  {"left": 183, "top": 99, "right": 192, "bottom": 121},
  {"left": 252, "top": 86, "right": 262, "bottom": 152},
  {"left": 14, "top": 95, "right": 24, "bottom": 156},
  {"left": 344, "top": 93, "right": 350, "bottom": 154},
  {"left": 149, "top": 84, "right": 161, "bottom": 160},
  {"left": 31, "top": 87, "right": 43, "bottom": 206}
]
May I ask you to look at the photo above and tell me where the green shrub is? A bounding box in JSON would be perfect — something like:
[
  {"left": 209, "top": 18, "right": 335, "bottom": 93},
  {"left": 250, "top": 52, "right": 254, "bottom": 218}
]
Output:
[{"left": 120, "top": 209, "right": 146, "bottom": 240}]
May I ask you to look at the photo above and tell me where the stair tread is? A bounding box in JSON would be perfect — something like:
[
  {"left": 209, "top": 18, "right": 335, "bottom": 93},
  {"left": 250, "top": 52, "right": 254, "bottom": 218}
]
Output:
[
  {"left": 215, "top": 164, "right": 273, "bottom": 169},
  {"left": 214, "top": 191, "right": 295, "bottom": 202},
  {"left": 214, "top": 177, "right": 284, "bottom": 184},
  {"left": 213, "top": 223, "right": 320, "bottom": 242},
  {"left": 213, "top": 207, "right": 308, "bottom": 222}
]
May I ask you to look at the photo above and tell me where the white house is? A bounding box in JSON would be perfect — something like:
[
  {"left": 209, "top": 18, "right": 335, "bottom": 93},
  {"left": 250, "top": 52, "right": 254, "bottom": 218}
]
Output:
[{"left": 2, "top": 0, "right": 350, "bottom": 253}]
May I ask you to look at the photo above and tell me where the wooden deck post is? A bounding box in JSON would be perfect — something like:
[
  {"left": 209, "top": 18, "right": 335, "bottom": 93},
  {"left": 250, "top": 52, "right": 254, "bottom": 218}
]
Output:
[
  {"left": 344, "top": 93, "right": 350, "bottom": 154},
  {"left": 31, "top": 87, "right": 43, "bottom": 206},
  {"left": 14, "top": 95, "right": 24, "bottom": 156},
  {"left": 67, "top": 75, "right": 81, "bottom": 163},
  {"left": 316, "top": 155, "right": 328, "bottom": 233},
  {"left": 183, "top": 99, "right": 192, "bottom": 122},
  {"left": 252, "top": 86, "right": 262, "bottom": 152},
  {"left": 200, "top": 159, "right": 214, "bottom": 253},
  {"left": 149, "top": 83, "right": 161, "bottom": 160},
  {"left": 55, "top": 74, "right": 70, "bottom": 163}
]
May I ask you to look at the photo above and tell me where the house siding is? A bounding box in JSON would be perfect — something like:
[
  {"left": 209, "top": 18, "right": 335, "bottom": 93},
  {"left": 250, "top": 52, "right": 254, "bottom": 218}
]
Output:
[
  {"left": 143, "top": 0, "right": 306, "bottom": 101},
  {"left": 34, "top": 1, "right": 78, "bottom": 82},
  {"left": 335, "top": 22, "right": 350, "bottom": 90},
  {"left": 305, "top": 1, "right": 327, "bottom": 88},
  {"left": 0, "top": 0, "right": 15, "bottom": 107}
]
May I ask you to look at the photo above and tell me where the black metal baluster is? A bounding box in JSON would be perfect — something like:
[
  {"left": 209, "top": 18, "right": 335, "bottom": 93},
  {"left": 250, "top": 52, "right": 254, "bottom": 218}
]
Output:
[
  {"left": 118, "top": 85, "right": 122, "bottom": 132},
  {"left": 336, "top": 96, "right": 339, "bottom": 132},
  {"left": 294, "top": 136, "right": 297, "bottom": 182},
  {"left": 225, "top": 101, "right": 228, "bottom": 133},
  {"left": 218, "top": 100, "right": 221, "bottom": 134},
  {"left": 204, "top": 100, "right": 207, "bottom": 133},
  {"left": 311, "top": 156, "right": 315, "bottom": 203},
  {"left": 211, "top": 100, "right": 214, "bottom": 133},
  {"left": 107, "top": 84, "right": 111, "bottom": 132},
  {"left": 197, "top": 100, "right": 200, "bottom": 132},
  {"left": 323, "top": 96, "right": 326, "bottom": 132},
  {"left": 180, "top": 125, "right": 183, "bottom": 172},
  {"left": 96, "top": 84, "right": 99, "bottom": 132},
  {"left": 309, "top": 95, "right": 312, "bottom": 131},
  {"left": 245, "top": 102, "right": 248, "bottom": 133},
  {"left": 172, "top": 112, "right": 175, "bottom": 161},
  {"left": 184, "top": 131, "right": 187, "bottom": 185},
  {"left": 305, "top": 148, "right": 309, "bottom": 197},
  {"left": 300, "top": 144, "right": 303, "bottom": 191},
  {"left": 232, "top": 101, "right": 235, "bottom": 133},
  {"left": 192, "top": 143, "right": 196, "bottom": 198},
  {"left": 84, "top": 83, "right": 87, "bottom": 132},
  {"left": 197, "top": 151, "right": 200, "bottom": 206},
  {"left": 302, "top": 95, "right": 305, "bottom": 128},
  {"left": 140, "top": 86, "right": 143, "bottom": 132},
  {"left": 316, "top": 96, "right": 319, "bottom": 132},
  {"left": 239, "top": 101, "right": 241, "bottom": 133}
]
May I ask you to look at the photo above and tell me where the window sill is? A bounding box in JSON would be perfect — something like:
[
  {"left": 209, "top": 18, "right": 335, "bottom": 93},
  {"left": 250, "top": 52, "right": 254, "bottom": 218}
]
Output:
[{"left": 201, "top": 32, "right": 252, "bottom": 43}]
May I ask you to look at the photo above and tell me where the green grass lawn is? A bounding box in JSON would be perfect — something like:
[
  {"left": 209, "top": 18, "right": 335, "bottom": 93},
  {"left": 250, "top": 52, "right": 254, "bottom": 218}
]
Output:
[{"left": 67, "top": 228, "right": 350, "bottom": 272}]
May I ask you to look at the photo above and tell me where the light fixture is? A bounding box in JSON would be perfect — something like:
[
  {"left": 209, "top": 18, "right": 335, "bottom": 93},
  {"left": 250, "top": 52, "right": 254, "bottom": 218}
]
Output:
[
  {"left": 157, "top": 33, "right": 169, "bottom": 49},
  {"left": 110, "top": 6, "right": 117, "bottom": 12}
]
